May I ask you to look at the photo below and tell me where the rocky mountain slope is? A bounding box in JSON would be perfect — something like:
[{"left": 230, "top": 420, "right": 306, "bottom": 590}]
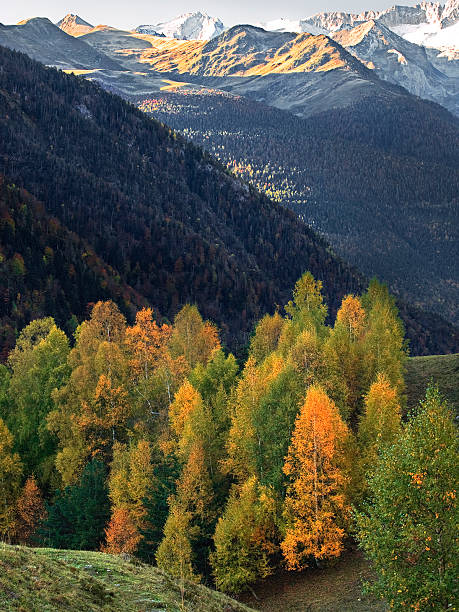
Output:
[
  {"left": 0, "top": 17, "right": 121, "bottom": 70},
  {"left": 301, "top": 2, "right": 459, "bottom": 54},
  {"left": 56, "top": 13, "right": 94, "bottom": 36},
  {"left": 333, "top": 19, "right": 459, "bottom": 115},
  {"left": 78, "top": 24, "right": 408, "bottom": 117}
]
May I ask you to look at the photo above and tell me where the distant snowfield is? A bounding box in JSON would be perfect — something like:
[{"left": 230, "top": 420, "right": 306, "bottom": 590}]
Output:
[
  {"left": 252, "top": 18, "right": 327, "bottom": 36},
  {"left": 392, "top": 21, "right": 459, "bottom": 50}
]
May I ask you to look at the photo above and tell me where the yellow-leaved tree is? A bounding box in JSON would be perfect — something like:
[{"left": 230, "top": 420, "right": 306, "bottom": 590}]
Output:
[
  {"left": 104, "top": 439, "right": 153, "bottom": 554},
  {"left": 0, "top": 418, "right": 22, "bottom": 541},
  {"left": 281, "top": 386, "right": 350, "bottom": 570}
]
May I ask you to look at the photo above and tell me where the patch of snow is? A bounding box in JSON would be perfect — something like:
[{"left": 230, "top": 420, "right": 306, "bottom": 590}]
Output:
[
  {"left": 135, "top": 12, "right": 225, "bottom": 40},
  {"left": 252, "top": 18, "right": 327, "bottom": 35}
]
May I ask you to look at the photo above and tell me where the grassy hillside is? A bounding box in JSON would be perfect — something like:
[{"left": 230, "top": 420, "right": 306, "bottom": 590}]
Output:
[
  {"left": 406, "top": 353, "right": 459, "bottom": 415},
  {"left": 0, "top": 544, "right": 253, "bottom": 612}
]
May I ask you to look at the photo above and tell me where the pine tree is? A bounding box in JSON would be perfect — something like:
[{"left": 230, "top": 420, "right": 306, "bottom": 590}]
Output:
[
  {"left": 361, "top": 279, "right": 407, "bottom": 396},
  {"left": 355, "top": 387, "right": 458, "bottom": 610},
  {"left": 156, "top": 502, "right": 198, "bottom": 582},
  {"left": 325, "top": 295, "right": 366, "bottom": 421},
  {"left": 48, "top": 301, "right": 128, "bottom": 486},
  {"left": 105, "top": 439, "right": 153, "bottom": 554},
  {"left": 284, "top": 271, "right": 328, "bottom": 335},
  {"left": 249, "top": 312, "right": 284, "bottom": 364},
  {"left": 281, "top": 386, "right": 350, "bottom": 570},
  {"left": 40, "top": 460, "right": 110, "bottom": 550},
  {"left": 170, "top": 305, "right": 220, "bottom": 370},
  {"left": 225, "top": 354, "right": 284, "bottom": 483}
]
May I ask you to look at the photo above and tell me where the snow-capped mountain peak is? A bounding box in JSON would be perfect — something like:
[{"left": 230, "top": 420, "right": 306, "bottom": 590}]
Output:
[
  {"left": 135, "top": 11, "right": 225, "bottom": 40},
  {"left": 251, "top": 18, "right": 327, "bottom": 35}
]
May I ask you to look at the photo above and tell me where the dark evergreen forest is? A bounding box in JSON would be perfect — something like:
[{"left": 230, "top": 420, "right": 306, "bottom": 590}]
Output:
[
  {"left": 0, "top": 46, "right": 457, "bottom": 358},
  {"left": 138, "top": 90, "right": 459, "bottom": 327}
]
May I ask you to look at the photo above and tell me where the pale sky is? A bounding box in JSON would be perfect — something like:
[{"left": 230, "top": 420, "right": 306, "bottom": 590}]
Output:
[{"left": 1, "top": 1, "right": 422, "bottom": 30}]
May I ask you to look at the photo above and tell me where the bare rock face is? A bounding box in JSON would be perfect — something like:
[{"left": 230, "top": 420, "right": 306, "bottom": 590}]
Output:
[
  {"left": 56, "top": 14, "right": 94, "bottom": 36},
  {"left": 333, "top": 20, "right": 459, "bottom": 116},
  {"left": 442, "top": 0, "right": 459, "bottom": 25}
]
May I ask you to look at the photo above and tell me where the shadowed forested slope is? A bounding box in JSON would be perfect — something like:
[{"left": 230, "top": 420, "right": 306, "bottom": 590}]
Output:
[
  {"left": 139, "top": 89, "right": 459, "bottom": 328},
  {"left": 0, "top": 45, "right": 457, "bottom": 356}
]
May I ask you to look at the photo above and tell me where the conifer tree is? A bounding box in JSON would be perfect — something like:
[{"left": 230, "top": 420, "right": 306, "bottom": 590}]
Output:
[
  {"left": 225, "top": 355, "right": 284, "bottom": 483},
  {"left": 211, "top": 477, "right": 278, "bottom": 593},
  {"left": 355, "top": 388, "right": 458, "bottom": 610},
  {"left": 281, "top": 386, "right": 350, "bottom": 570},
  {"left": 105, "top": 439, "right": 153, "bottom": 554},
  {"left": 15, "top": 476, "right": 47, "bottom": 545},
  {"left": 48, "top": 301, "right": 128, "bottom": 485},
  {"left": 249, "top": 312, "right": 284, "bottom": 364},
  {"left": 170, "top": 305, "right": 220, "bottom": 370},
  {"left": 361, "top": 279, "right": 407, "bottom": 396},
  {"left": 156, "top": 502, "right": 198, "bottom": 582},
  {"left": 41, "top": 459, "right": 110, "bottom": 550},
  {"left": 284, "top": 271, "right": 328, "bottom": 335},
  {"left": 0, "top": 417, "right": 22, "bottom": 541},
  {"left": 358, "top": 373, "right": 401, "bottom": 475},
  {"left": 325, "top": 295, "right": 367, "bottom": 421},
  {"left": 6, "top": 319, "right": 70, "bottom": 490},
  {"left": 102, "top": 507, "right": 141, "bottom": 555}
]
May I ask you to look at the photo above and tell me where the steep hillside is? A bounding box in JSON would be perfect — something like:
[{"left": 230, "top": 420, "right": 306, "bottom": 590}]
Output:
[
  {"left": 333, "top": 20, "right": 459, "bottom": 116},
  {"left": 140, "top": 88, "right": 459, "bottom": 332},
  {"left": 0, "top": 18, "right": 121, "bottom": 71},
  {"left": 0, "top": 177, "right": 145, "bottom": 359},
  {"left": 0, "top": 45, "right": 457, "bottom": 356},
  {"left": 0, "top": 544, "right": 252, "bottom": 611},
  {"left": 405, "top": 353, "right": 459, "bottom": 415},
  {"left": 0, "top": 44, "right": 364, "bottom": 352}
]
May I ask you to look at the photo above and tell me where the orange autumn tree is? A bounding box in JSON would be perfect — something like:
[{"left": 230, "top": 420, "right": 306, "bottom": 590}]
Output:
[
  {"left": 125, "top": 308, "right": 186, "bottom": 415},
  {"left": 169, "top": 380, "right": 203, "bottom": 443},
  {"left": 281, "top": 385, "right": 350, "bottom": 571},
  {"left": 103, "top": 507, "right": 141, "bottom": 555},
  {"left": 104, "top": 439, "right": 153, "bottom": 554},
  {"left": 15, "top": 476, "right": 47, "bottom": 545}
]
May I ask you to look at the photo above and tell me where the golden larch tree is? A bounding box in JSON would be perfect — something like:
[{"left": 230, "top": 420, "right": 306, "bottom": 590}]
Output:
[
  {"left": 0, "top": 418, "right": 22, "bottom": 541},
  {"left": 281, "top": 385, "right": 350, "bottom": 570},
  {"left": 15, "top": 475, "right": 47, "bottom": 544}
]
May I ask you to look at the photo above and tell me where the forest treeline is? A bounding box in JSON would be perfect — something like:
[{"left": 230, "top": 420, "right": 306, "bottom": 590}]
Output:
[
  {"left": 140, "top": 90, "right": 459, "bottom": 329},
  {"left": 0, "top": 272, "right": 456, "bottom": 610},
  {"left": 0, "top": 45, "right": 458, "bottom": 359}
]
